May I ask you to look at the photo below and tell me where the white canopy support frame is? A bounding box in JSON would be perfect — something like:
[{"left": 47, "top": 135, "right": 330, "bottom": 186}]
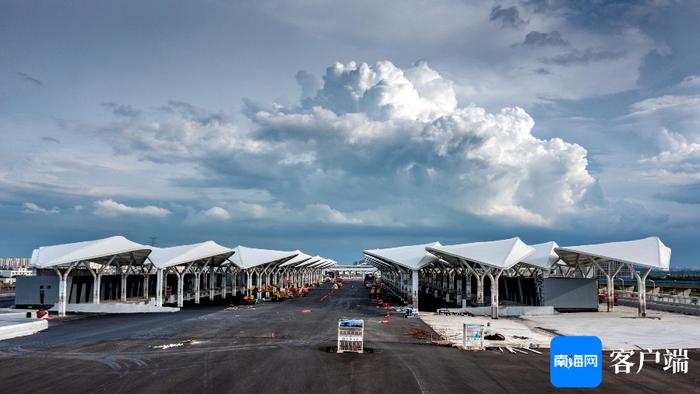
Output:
[
  {"left": 30, "top": 236, "right": 153, "bottom": 316},
  {"left": 363, "top": 242, "right": 441, "bottom": 310},
  {"left": 555, "top": 237, "right": 671, "bottom": 317},
  {"left": 426, "top": 238, "right": 535, "bottom": 319}
]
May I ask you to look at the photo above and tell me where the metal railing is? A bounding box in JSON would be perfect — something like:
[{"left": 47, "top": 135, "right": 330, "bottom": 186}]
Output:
[{"left": 617, "top": 290, "right": 700, "bottom": 306}]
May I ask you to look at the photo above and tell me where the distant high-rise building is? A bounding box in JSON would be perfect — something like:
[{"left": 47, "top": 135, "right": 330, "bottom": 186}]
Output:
[{"left": 0, "top": 257, "right": 31, "bottom": 268}]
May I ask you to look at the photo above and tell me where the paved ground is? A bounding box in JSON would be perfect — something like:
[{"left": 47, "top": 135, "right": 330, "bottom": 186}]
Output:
[
  {"left": 522, "top": 304, "right": 700, "bottom": 349},
  {"left": 420, "top": 312, "right": 553, "bottom": 348},
  {"left": 0, "top": 281, "right": 698, "bottom": 393},
  {"left": 421, "top": 304, "right": 700, "bottom": 350}
]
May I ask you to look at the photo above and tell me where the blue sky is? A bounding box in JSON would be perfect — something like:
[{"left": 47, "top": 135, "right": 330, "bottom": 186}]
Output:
[{"left": 1, "top": 1, "right": 699, "bottom": 267}]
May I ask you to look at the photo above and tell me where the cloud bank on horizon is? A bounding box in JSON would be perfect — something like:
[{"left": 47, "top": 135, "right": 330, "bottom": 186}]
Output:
[{"left": 1, "top": 0, "right": 699, "bottom": 266}]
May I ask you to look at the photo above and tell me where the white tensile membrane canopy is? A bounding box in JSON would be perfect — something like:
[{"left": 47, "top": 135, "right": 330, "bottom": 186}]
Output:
[
  {"left": 318, "top": 259, "right": 337, "bottom": 268},
  {"left": 278, "top": 253, "right": 313, "bottom": 268},
  {"left": 519, "top": 241, "right": 561, "bottom": 270},
  {"left": 147, "top": 241, "right": 236, "bottom": 269},
  {"left": 363, "top": 255, "right": 395, "bottom": 271},
  {"left": 555, "top": 236, "right": 671, "bottom": 271},
  {"left": 321, "top": 260, "right": 337, "bottom": 268},
  {"left": 312, "top": 259, "right": 334, "bottom": 269},
  {"left": 303, "top": 258, "right": 323, "bottom": 268},
  {"left": 363, "top": 242, "right": 442, "bottom": 271},
  {"left": 555, "top": 237, "right": 671, "bottom": 317},
  {"left": 426, "top": 237, "right": 535, "bottom": 270},
  {"left": 363, "top": 243, "right": 439, "bottom": 312},
  {"left": 308, "top": 259, "right": 330, "bottom": 268},
  {"left": 425, "top": 238, "right": 536, "bottom": 320},
  {"left": 229, "top": 246, "right": 299, "bottom": 270},
  {"left": 31, "top": 235, "right": 152, "bottom": 268},
  {"left": 30, "top": 235, "right": 154, "bottom": 318},
  {"left": 294, "top": 256, "right": 323, "bottom": 268}
]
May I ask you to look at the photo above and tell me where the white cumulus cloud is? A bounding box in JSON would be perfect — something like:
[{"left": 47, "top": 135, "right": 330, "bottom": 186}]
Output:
[
  {"left": 185, "top": 206, "right": 232, "bottom": 224},
  {"left": 679, "top": 75, "right": 700, "bottom": 88},
  {"left": 250, "top": 61, "right": 595, "bottom": 224},
  {"left": 22, "top": 202, "right": 59, "bottom": 214},
  {"left": 625, "top": 94, "right": 700, "bottom": 186},
  {"left": 101, "top": 60, "right": 596, "bottom": 226},
  {"left": 199, "top": 206, "right": 231, "bottom": 221},
  {"left": 627, "top": 95, "right": 700, "bottom": 117},
  {"left": 93, "top": 199, "right": 171, "bottom": 218},
  {"left": 639, "top": 129, "right": 700, "bottom": 185},
  {"left": 303, "top": 203, "right": 364, "bottom": 225}
]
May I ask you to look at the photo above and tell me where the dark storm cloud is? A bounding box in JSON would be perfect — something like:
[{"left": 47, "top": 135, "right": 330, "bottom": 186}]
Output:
[
  {"left": 523, "top": 31, "right": 568, "bottom": 46},
  {"left": 541, "top": 48, "right": 626, "bottom": 65},
  {"left": 522, "top": 0, "right": 673, "bottom": 31},
  {"left": 17, "top": 72, "right": 43, "bottom": 87},
  {"left": 490, "top": 5, "right": 526, "bottom": 28}
]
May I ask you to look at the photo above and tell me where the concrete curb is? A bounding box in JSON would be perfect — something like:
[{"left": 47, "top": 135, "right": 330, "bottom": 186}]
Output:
[{"left": 0, "top": 318, "right": 48, "bottom": 341}]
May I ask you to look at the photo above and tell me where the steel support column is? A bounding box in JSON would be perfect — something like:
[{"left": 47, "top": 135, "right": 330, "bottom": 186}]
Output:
[
  {"left": 94, "top": 274, "right": 102, "bottom": 304},
  {"left": 412, "top": 269, "right": 419, "bottom": 311},
  {"left": 446, "top": 271, "right": 454, "bottom": 303},
  {"left": 143, "top": 274, "right": 149, "bottom": 300},
  {"left": 632, "top": 266, "right": 652, "bottom": 317},
  {"left": 156, "top": 268, "right": 164, "bottom": 307},
  {"left": 121, "top": 274, "right": 128, "bottom": 302},
  {"left": 177, "top": 271, "right": 184, "bottom": 307},
  {"left": 209, "top": 265, "right": 215, "bottom": 300},
  {"left": 456, "top": 273, "right": 463, "bottom": 305},
  {"left": 53, "top": 262, "right": 77, "bottom": 317},
  {"left": 232, "top": 269, "right": 238, "bottom": 296},
  {"left": 487, "top": 269, "right": 503, "bottom": 319},
  {"left": 475, "top": 273, "right": 484, "bottom": 306},
  {"left": 255, "top": 269, "right": 262, "bottom": 300},
  {"left": 591, "top": 259, "right": 623, "bottom": 312},
  {"left": 195, "top": 272, "right": 201, "bottom": 304}
]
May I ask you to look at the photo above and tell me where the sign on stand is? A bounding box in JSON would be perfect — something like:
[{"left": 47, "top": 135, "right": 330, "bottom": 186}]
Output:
[
  {"left": 463, "top": 323, "right": 484, "bottom": 350},
  {"left": 337, "top": 319, "right": 364, "bottom": 353}
]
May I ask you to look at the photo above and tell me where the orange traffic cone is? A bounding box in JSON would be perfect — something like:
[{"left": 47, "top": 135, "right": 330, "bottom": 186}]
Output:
[{"left": 381, "top": 312, "right": 390, "bottom": 324}]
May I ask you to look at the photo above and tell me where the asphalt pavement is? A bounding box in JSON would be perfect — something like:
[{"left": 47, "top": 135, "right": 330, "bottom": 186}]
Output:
[{"left": 0, "top": 281, "right": 697, "bottom": 393}]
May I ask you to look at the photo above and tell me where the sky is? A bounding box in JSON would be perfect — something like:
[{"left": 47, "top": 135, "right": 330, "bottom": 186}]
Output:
[{"left": 1, "top": 0, "right": 699, "bottom": 267}]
